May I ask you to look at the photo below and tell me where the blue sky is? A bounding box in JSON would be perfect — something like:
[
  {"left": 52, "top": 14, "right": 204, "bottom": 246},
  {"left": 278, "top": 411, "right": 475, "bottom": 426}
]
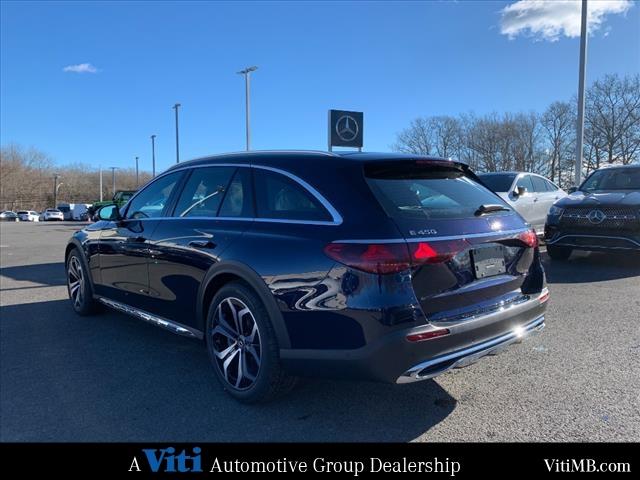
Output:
[{"left": 1, "top": 1, "right": 638, "bottom": 172}]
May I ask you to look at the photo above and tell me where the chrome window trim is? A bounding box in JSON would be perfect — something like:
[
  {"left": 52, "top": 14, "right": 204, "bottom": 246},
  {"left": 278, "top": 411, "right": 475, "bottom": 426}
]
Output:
[
  {"left": 126, "top": 163, "right": 343, "bottom": 226},
  {"left": 332, "top": 228, "right": 529, "bottom": 244}
]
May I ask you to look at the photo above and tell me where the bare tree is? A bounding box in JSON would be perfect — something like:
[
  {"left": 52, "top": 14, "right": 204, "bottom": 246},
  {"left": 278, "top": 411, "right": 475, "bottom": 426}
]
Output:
[{"left": 541, "top": 101, "right": 575, "bottom": 186}]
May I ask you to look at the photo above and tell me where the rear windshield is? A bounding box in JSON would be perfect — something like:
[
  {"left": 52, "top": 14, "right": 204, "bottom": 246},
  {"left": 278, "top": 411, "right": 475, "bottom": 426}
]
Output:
[
  {"left": 17, "top": 211, "right": 28, "bottom": 214},
  {"left": 477, "top": 173, "right": 516, "bottom": 192},
  {"left": 365, "top": 162, "right": 510, "bottom": 220}
]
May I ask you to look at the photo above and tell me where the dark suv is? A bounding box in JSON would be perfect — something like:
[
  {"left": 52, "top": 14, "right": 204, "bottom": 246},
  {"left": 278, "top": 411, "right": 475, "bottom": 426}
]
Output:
[
  {"left": 545, "top": 165, "right": 640, "bottom": 259},
  {"left": 66, "top": 151, "right": 548, "bottom": 402}
]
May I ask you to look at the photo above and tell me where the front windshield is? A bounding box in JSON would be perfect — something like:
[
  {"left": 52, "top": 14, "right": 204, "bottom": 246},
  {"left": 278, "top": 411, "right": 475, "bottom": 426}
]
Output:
[{"left": 581, "top": 168, "right": 640, "bottom": 192}]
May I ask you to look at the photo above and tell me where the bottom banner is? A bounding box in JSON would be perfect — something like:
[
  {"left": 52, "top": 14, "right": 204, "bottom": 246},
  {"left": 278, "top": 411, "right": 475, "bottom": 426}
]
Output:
[{"left": 1, "top": 442, "right": 635, "bottom": 476}]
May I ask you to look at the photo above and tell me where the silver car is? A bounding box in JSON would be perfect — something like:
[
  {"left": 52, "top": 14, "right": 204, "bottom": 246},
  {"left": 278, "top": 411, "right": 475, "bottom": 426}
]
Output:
[{"left": 478, "top": 172, "right": 567, "bottom": 235}]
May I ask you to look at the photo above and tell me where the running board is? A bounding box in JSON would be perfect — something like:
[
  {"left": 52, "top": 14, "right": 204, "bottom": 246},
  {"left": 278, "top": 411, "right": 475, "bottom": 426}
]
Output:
[{"left": 96, "top": 297, "right": 203, "bottom": 339}]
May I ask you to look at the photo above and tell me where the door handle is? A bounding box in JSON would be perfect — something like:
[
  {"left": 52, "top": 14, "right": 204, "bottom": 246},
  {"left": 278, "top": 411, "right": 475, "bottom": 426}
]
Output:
[
  {"left": 189, "top": 240, "right": 217, "bottom": 249},
  {"left": 128, "top": 236, "right": 147, "bottom": 243}
]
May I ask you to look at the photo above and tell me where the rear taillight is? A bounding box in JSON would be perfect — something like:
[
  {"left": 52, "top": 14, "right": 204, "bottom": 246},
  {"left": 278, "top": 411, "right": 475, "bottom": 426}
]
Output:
[
  {"left": 323, "top": 243, "right": 411, "bottom": 274},
  {"left": 518, "top": 229, "right": 538, "bottom": 248},
  {"left": 324, "top": 240, "right": 467, "bottom": 274}
]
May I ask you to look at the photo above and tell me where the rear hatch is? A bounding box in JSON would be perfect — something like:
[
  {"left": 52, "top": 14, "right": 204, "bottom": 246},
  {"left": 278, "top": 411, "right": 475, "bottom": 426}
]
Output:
[{"left": 365, "top": 160, "right": 539, "bottom": 322}]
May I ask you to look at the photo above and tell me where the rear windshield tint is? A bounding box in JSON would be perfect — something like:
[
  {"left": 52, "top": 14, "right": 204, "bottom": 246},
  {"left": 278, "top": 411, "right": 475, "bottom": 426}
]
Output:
[
  {"left": 365, "top": 162, "right": 510, "bottom": 220},
  {"left": 477, "top": 173, "right": 516, "bottom": 192}
]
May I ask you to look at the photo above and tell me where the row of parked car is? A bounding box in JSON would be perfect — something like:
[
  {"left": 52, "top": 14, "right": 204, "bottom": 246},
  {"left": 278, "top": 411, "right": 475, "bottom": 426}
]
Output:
[{"left": 0, "top": 208, "right": 66, "bottom": 222}]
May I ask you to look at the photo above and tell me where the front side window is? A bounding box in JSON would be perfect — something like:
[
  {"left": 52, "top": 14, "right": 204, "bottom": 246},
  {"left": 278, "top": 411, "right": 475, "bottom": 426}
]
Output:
[
  {"left": 531, "top": 176, "right": 549, "bottom": 193},
  {"left": 515, "top": 175, "right": 534, "bottom": 194},
  {"left": 173, "top": 167, "right": 236, "bottom": 217},
  {"left": 125, "top": 172, "right": 182, "bottom": 219},
  {"left": 478, "top": 173, "right": 516, "bottom": 193},
  {"left": 253, "top": 169, "right": 331, "bottom": 222}
]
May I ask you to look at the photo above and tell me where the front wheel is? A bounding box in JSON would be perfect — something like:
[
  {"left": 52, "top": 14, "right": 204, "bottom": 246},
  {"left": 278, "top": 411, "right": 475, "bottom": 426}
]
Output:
[
  {"left": 547, "top": 244, "right": 572, "bottom": 260},
  {"left": 206, "top": 282, "right": 296, "bottom": 403},
  {"left": 67, "top": 249, "right": 98, "bottom": 315}
]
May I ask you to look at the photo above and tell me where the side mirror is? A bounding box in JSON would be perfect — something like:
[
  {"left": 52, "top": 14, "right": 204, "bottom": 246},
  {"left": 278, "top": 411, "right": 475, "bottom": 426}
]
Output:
[
  {"left": 568, "top": 186, "right": 578, "bottom": 194},
  {"left": 97, "top": 204, "right": 122, "bottom": 221},
  {"left": 514, "top": 186, "right": 527, "bottom": 197}
]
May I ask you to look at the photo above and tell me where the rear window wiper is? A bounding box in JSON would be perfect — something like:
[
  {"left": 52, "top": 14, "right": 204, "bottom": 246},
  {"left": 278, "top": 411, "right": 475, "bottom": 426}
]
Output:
[{"left": 474, "top": 204, "right": 511, "bottom": 216}]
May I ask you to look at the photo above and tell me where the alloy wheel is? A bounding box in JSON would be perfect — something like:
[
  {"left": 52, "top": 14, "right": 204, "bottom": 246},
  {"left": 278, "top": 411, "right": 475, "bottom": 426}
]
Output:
[
  {"left": 211, "top": 297, "right": 262, "bottom": 390},
  {"left": 68, "top": 256, "right": 84, "bottom": 309}
]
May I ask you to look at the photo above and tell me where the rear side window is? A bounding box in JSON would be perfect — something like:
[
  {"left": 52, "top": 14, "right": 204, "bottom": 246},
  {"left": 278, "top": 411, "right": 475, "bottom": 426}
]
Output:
[
  {"left": 173, "top": 167, "right": 236, "bottom": 217},
  {"left": 545, "top": 179, "right": 558, "bottom": 191},
  {"left": 253, "top": 169, "right": 331, "bottom": 222},
  {"left": 365, "top": 162, "right": 511, "bottom": 220},
  {"left": 219, "top": 168, "right": 253, "bottom": 218}
]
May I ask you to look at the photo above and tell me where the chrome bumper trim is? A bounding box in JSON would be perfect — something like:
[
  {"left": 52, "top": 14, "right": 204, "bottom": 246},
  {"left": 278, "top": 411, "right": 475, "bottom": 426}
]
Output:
[{"left": 396, "top": 315, "right": 545, "bottom": 384}]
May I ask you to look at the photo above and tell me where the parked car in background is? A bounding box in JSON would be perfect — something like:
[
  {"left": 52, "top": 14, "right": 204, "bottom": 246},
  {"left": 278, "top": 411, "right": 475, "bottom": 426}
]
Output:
[
  {"left": 17, "top": 210, "right": 40, "bottom": 222},
  {"left": 42, "top": 208, "right": 64, "bottom": 221},
  {"left": 66, "top": 151, "right": 548, "bottom": 403},
  {"left": 57, "top": 203, "right": 72, "bottom": 220},
  {"left": 545, "top": 164, "right": 640, "bottom": 260},
  {"left": 0, "top": 211, "right": 19, "bottom": 222},
  {"left": 478, "top": 172, "right": 566, "bottom": 235},
  {"left": 71, "top": 203, "right": 91, "bottom": 221}
]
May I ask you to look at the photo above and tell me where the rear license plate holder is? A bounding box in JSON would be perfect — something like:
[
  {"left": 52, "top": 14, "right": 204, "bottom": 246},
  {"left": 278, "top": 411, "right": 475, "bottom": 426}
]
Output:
[{"left": 471, "top": 245, "right": 506, "bottom": 279}]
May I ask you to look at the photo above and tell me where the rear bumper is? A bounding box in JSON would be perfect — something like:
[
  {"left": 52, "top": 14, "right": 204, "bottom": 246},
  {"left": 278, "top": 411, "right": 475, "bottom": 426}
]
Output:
[
  {"left": 397, "top": 314, "right": 544, "bottom": 383},
  {"left": 280, "top": 289, "right": 548, "bottom": 383}
]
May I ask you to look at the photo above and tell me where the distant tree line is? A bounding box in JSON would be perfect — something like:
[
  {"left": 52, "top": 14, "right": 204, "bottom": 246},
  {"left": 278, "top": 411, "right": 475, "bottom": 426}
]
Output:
[
  {"left": 0, "top": 144, "right": 152, "bottom": 211},
  {"left": 393, "top": 73, "right": 640, "bottom": 189}
]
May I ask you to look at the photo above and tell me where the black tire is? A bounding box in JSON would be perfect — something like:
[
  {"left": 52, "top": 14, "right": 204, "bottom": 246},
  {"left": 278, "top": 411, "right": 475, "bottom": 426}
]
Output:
[
  {"left": 205, "top": 281, "right": 296, "bottom": 403},
  {"left": 547, "top": 245, "right": 572, "bottom": 260},
  {"left": 66, "top": 249, "right": 98, "bottom": 315}
]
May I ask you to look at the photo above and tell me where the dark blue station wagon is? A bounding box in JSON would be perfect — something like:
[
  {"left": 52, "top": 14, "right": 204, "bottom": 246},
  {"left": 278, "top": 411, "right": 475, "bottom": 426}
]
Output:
[{"left": 66, "top": 151, "right": 548, "bottom": 402}]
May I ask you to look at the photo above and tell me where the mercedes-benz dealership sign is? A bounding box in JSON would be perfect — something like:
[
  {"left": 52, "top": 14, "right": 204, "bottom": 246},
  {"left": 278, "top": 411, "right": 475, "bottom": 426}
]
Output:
[{"left": 328, "top": 109, "right": 363, "bottom": 149}]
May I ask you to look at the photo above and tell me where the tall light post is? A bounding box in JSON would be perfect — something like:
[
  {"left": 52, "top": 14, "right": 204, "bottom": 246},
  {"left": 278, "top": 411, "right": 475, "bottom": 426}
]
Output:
[
  {"left": 135, "top": 156, "right": 140, "bottom": 187},
  {"left": 575, "top": 0, "right": 588, "bottom": 186},
  {"left": 173, "top": 103, "right": 181, "bottom": 163},
  {"left": 109, "top": 167, "right": 118, "bottom": 196},
  {"left": 52, "top": 174, "right": 61, "bottom": 207},
  {"left": 150, "top": 134, "right": 157, "bottom": 177},
  {"left": 99, "top": 166, "right": 103, "bottom": 202},
  {"left": 237, "top": 66, "right": 258, "bottom": 151}
]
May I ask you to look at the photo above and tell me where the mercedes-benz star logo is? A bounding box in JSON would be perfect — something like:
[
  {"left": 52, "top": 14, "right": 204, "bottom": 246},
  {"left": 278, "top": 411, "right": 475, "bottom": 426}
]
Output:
[
  {"left": 587, "top": 209, "right": 606, "bottom": 224},
  {"left": 335, "top": 115, "right": 359, "bottom": 142}
]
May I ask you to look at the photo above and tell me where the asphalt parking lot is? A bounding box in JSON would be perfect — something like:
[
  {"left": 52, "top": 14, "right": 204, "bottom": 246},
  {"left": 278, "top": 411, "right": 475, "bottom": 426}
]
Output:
[{"left": 1, "top": 221, "right": 639, "bottom": 442}]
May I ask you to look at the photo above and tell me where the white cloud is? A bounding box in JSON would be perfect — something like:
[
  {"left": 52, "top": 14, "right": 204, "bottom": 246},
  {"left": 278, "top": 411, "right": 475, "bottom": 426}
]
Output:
[
  {"left": 500, "top": 0, "right": 633, "bottom": 42},
  {"left": 62, "top": 63, "right": 98, "bottom": 74}
]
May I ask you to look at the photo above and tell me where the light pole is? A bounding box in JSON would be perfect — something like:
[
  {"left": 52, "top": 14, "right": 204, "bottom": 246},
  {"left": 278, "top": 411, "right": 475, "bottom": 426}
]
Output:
[
  {"left": 575, "top": 0, "right": 588, "bottom": 186},
  {"left": 53, "top": 174, "right": 61, "bottom": 207},
  {"left": 99, "top": 166, "right": 103, "bottom": 202},
  {"left": 173, "top": 103, "right": 181, "bottom": 163},
  {"left": 237, "top": 66, "right": 258, "bottom": 151},
  {"left": 109, "top": 167, "right": 118, "bottom": 196},
  {"left": 135, "top": 156, "right": 140, "bottom": 187},
  {"left": 150, "top": 134, "right": 157, "bottom": 177}
]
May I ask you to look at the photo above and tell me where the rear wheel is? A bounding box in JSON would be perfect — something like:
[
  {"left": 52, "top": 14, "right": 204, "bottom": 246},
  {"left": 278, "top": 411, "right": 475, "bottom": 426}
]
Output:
[
  {"left": 67, "top": 249, "right": 98, "bottom": 315},
  {"left": 206, "top": 282, "right": 296, "bottom": 403},
  {"left": 547, "top": 245, "right": 572, "bottom": 260}
]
